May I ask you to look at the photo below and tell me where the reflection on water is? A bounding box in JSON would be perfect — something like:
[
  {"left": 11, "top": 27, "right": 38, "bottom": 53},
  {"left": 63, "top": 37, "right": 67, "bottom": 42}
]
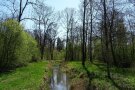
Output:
[{"left": 51, "top": 67, "right": 70, "bottom": 90}]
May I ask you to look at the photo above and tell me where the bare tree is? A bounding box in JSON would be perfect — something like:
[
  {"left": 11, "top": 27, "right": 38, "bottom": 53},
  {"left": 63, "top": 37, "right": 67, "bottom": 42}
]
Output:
[
  {"left": 61, "top": 8, "right": 77, "bottom": 61},
  {"left": 0, "top": 0, "right": 38, "bottom": 22},
  {"left": 33, "top": 1, "right": 58, "bottom": 60}
]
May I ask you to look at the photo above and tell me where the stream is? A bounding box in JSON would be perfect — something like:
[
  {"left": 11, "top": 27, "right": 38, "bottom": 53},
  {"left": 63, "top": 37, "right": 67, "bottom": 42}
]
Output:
[{"left": 50, "top": 66, "right": 70, "bottom": 90}]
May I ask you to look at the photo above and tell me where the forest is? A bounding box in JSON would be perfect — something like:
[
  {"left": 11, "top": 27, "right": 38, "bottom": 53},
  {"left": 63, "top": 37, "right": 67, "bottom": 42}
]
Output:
[{"left": 0, "top": 0, "right": 135, "bottom": 90}]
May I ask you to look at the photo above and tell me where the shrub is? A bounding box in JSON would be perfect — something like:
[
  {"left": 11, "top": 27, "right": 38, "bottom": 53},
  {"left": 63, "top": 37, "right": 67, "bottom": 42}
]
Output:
[{"left": 0, "top": 19, "right": 39, "bottom": 71}]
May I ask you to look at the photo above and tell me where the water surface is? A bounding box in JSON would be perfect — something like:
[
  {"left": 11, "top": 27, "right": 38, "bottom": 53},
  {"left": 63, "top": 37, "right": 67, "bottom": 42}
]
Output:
[{"left": 51, "top": 66, "right": 70, "bottom": 90}]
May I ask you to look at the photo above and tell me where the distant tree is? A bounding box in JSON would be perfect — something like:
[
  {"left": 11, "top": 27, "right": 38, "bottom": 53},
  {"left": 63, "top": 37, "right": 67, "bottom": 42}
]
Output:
[
  {"left": 46, "top": 23, "right": 57, "bottom": 60},
  {"left": 57, "top": 37, "right": 64, "bottom": 51}
]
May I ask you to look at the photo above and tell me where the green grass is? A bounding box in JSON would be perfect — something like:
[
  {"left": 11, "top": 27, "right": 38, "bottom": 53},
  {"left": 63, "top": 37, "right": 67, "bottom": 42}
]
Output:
[
  {"left": 0, "top": 61, "right": 48, "bottom": 90},
  {"left": 1, "top": 60, "right": 135, "bottom": 90},
  {"left": 64, "top": 61, "right": 135, "bottom": 90}
]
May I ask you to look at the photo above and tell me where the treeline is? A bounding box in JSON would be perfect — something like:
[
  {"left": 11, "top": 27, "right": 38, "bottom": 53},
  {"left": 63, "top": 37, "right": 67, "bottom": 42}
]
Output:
[
  {"left": 56, "top": 1, "right": 135, "bottom": 70},
  {"left": 95, "top": 11, "right": 133, "bottom": 68},
  {"left": 0, "top": 19, "right": 40, "bottom": 72},
  {"left": 61, "top": 0, "right": 135, "bottom": 77}
]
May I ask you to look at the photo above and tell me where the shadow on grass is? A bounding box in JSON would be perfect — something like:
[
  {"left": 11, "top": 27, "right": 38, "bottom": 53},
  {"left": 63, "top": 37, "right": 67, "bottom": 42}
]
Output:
[
  {"left": 0, "top": 69, "right": 15, "bottom": 77},
  {"left": 93, "top": 63, "right": 106, "bottom": 71},
  {"left": 86, "top": 63, "right": 123, "bottom": 90},
  {"left": 109, "top": 73, "right": 133, "bottom": 90},
  {"left": 109, "top": 77, "right": 122, "bottom": 90},
  {"left": 83, "top": 65, "right": 95, "bottom": 90}
]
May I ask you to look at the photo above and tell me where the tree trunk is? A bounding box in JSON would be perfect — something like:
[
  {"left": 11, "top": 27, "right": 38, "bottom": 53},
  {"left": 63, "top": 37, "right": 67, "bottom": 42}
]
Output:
[
  {"left": 41, "top": 45, "right": 44, "bottom": 60},
  {"left": 103, "top": 0, "right": 111, "bottom": 78},
  {"left": 82, "top": 0, "right": 86, "bottom": 66},
  {"left": 65, "top": 29, "right": 69, "bottom": 61},
  {"left": 89, "top": 0, "right": 93, "bottom": 62}
]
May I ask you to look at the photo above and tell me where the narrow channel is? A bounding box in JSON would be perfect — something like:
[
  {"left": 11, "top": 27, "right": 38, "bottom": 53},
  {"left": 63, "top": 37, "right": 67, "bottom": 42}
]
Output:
[{"left": 50, "top": 66, "right": 70, "bottom": 90}]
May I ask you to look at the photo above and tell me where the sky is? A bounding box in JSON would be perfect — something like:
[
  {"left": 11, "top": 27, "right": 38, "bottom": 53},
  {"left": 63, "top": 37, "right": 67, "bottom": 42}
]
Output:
[{"left": 45, "top": 0, "right": 80, "bottom": 11}]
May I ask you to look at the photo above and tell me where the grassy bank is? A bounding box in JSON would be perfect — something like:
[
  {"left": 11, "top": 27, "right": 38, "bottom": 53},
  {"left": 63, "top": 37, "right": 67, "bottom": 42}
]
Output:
[
  {"left": 0, "top": 61, "right": 48, "bottom": 90},
  {"left": 1, "top": 60, "right": 134, "bottom": 90},
  {"left": 62, "top": 61, "right": 135, "bottom": 90}
]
